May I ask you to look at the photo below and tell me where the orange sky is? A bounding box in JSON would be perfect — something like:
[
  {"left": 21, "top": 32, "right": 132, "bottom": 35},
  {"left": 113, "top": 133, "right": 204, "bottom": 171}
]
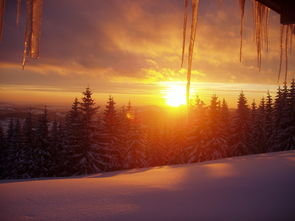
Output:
[{"left": 0, "top": 0, "right": 294, "bottom": 108}]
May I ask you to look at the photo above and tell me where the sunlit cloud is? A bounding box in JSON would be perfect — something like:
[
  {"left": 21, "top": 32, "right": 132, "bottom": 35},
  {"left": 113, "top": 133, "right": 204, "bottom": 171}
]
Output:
[{"left": 0, "top": 0, "right": 294, "bottom": 106}]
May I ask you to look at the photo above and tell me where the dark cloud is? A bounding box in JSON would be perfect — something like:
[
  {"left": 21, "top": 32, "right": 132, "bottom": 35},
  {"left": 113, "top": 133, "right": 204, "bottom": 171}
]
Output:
[{"left": 0, "top": 0, "right": 183, "bottom": 77}]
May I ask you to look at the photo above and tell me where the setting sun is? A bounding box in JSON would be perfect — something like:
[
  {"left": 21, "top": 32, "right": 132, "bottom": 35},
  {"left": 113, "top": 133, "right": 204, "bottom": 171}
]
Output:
[{"left": 164, "top": 84, "right": 187, "bottom": 107}]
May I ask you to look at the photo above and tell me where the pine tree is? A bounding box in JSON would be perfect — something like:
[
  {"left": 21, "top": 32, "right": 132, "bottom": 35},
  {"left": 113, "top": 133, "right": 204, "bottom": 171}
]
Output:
[
  {"left": 117, "top": 104, "right": 132, "bottom": 169},
  {"left": 4, "top": 118, "right": 26, "bottom": 178},
  {"left": 103, "top": 95, "right": 119, "bottom": 170},
  {"left": 64, "top": 98, "right": 83, "bottom": 175},
  {"left": 77, "top": 88, "right": 104, "bottom": 174},
  {"left": 249, "top": 100, "right": 257, "bottom": 153},
  {"left": 145, "top": 127, "right": 163, "bottom": 166},
  {"left": 6, "top": 119, "right": 20, "bottom": 178},
  {"left": 127, "top": 114, "right": 147, "bottom": 168},
  {"left": 0, "top": 124, "right": 7, "bottom": 178},
  {"left": 264, "top": 91, "right": 274, "bottom": 151},
  {"left": 117, "top": 102, "right": 147, "bottom": 169},
  {"left": 258, "top": 97, "right": 268, "bottom": 153},
  {"left": 33, "top": 107, "right": 51, "bottom": 177},
  {"left": 3, "top": 119, "right": 15, "bottom": 178},
  {"left": 7, "top": 118, "right": 14, "bottom": 147},
  {"left": 272, "top": 83, "right": 290, "bottom": 151},
  {"left": 155, "top": 129, "right": 173, "bottom": 166},
  {"left": 23, "top": 110, "right": 34, "bottom": 177},
  {"left": 49, "top": 120, "right": 65, "bottom": 176},
  {"left": 183, "top": 96, "right": 208, "bottom": 163},
  {"left": 220, "top": 99, "right": 231, "bottom": 157},
  {"left": 284, "top": 79, "right": 295, "bottom": 149},
  {"left": 231, "top": 91, "right": 250, "bottom": 156},
  {"left": 206, "top": 95, "right": 228, "bottom": 160},
  {"left": 249, "top": 99, "right": 266, "bottom": 154},
  {"left": 13, "top": 118, "right": 25, "bottom": 177}
]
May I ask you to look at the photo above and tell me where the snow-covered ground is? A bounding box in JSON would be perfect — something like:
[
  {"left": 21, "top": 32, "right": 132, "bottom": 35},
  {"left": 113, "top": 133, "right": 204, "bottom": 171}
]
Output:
[{"left": 1, "top": 151, "right": 295, "bottom": 221}]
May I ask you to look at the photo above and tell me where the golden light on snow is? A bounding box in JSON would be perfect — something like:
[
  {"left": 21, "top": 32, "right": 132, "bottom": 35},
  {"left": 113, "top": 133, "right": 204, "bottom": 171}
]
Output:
[{"left": 163, "top": 83, "right": 187, "bottom": 107}]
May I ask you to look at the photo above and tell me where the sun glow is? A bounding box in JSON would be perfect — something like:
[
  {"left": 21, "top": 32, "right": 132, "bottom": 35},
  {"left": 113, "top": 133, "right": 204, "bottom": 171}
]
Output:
[{"left": 164, "top": 84, "right": 187, "bottom": 107}]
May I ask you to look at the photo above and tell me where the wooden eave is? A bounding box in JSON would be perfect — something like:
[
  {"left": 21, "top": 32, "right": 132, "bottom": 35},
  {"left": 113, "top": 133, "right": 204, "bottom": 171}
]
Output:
[{"left": 257, "top": 0, "right": 295, "bottom": 24}]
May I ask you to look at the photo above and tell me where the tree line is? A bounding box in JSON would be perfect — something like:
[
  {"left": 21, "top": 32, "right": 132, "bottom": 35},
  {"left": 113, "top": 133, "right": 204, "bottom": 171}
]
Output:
[{"left": 0, "top": 80, "right": 294, "bottom": 179}]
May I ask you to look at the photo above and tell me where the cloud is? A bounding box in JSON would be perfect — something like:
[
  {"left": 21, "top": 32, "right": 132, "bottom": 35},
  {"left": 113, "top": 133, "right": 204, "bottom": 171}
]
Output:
[{"left": 0, "top": 0, "right": 294, "bottom": 106}]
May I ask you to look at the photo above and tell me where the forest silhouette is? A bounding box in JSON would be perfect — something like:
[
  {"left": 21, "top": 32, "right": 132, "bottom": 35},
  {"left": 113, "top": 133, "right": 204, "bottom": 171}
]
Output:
[{"left": 1, "top": 79, "right": 295, "bottom": 179}]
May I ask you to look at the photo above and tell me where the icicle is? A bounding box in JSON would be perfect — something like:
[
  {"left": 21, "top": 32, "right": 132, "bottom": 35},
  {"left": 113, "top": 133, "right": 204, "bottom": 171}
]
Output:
[
  {"left": 16, "top": 0, "right": 22, "bottom": 25},
  {"left": 186, "top": 0, "right": 199, "bottom": 107},
  {"left": 284, "top": 25, "right": 289, "bottom": 82},
  {"left": 30, "top": 0, "right": 43, "bottom": 58},
  {"left": 277, "top": 25, "right": 284, "bottom": 82},
  {"left": 239, "top": 0, "right": 245, "bottom": 62},
  {"left": 252, "top": 0, "right": 256, "bottom": 42},
  {"left": 283, "top": 24, "right": 294, "bottom": 82},
  {"left": 0, "top": 0, "right": 5, "bottom": 41},
  {"left": 22, "top": 0, "right": 33, "bottom": 69},
  {"left": 253, "top": 0, "right": 259, "bottom": 69},
  {"left": 289, "top": 24, "right": 294, "bottom": 55},
  {"left": 252, "top": 0, "right": 269, "bottom": 71},
  {"left": 22, "top": 0, "right": 43, "bottom": 69},
  {"left": 277, "top": 24, "right": 294, "bottom": 82},
  {"left": 264, "top": 8, "right": 270, "bottom": 52},
  {"left": 181, "top": 0, "right": 189, "bottom": 68}
]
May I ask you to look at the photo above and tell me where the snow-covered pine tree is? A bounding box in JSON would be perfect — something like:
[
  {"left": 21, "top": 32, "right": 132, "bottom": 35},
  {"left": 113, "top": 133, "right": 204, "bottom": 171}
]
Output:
[
  {"left": 127, "top": 113, "right": 147, "bottom": 168},
  {"left": 256, "top": 97, "right": 268, "bottom": 153},
  {"left": 93, "top": 113, "right": 109, "bottom": 170},
  {"left": 57, "top": 121, "right": 67, "bottom": 172},
  {"left": 150, "top": 127, "right": 174, "bottom": 166},
  {"left": 77, "top": 88, "right": 104, "bottom": 174},
  {"left": 264, "top": 91, "right": 274, "bottom": 151},
  {"left": 64, "top": 98, "right": 83, "bottom": 175},
  {"left": 206, "top": 95, "right": 228, "bottom": 160},
  {"left": 183, "top": 96, "right": 208, "bottom": 163},
  {"left": 159, "top": 121, "right": 187, "bottom": 166},
  {"left": 250, "top": 99, "right": 258, "bottom": 151},
  {"left": 3, "top": 119, "right": 15, "bottom": 178},
  {"left": 0, "top": 124, "right": 4, "bottom": 149},
  {"left": 13, "top": 118, "right": 26, "bottom": 178},
  {"left": 49, "top": 120, "right": 65, "bottom": 176},
  {"left": 33, "top": 106, "right": 51, "bottom": 177},
  {"left": 23, "top": 110, "right": 34, "bottom": 177},
  {"left": 145, "top": 127, "right": 162, "bottom": 166},
  {"left": 281, "top": 80, "right": 295, "bottom": 150},
  {"left": 272, "top": 83, "right": 290, "bottom": 151},
  {"left": 271, "top": 86, "right": 282, "bottom": 151},
  {"left": 259, "top": 97, "right": 265, "bottom": 113},
  {"left": 0, "top": 124, "right": 5, "bottom": 178},
  {"left": 117, "top": 102, "right": 147, "bottom": 169},
  {"left": 170, "top": 118, "right": 188, "bottom": 165},
  {"left": 231, "top": 91, "right": 250, "bottom": 156},
  {"left": 116, "top": 105, "right": 131, "bottom": 169},
  {"left": 220, "top": 99, "right": 231, "bottom": 157},
  {"left": 103, "top": 95, "right": 120, "bottom": 170},
  {"left": 4, "top": 118, "right": 26, "bottom": 178},
  {"left": 285, "top": 79, "right": 295, "bottom": 149},
  {"left": 49, "top": 120, "right": 58, "bottom": 175},
  {"left": 248, "top": 99, "right": 266, "bottom": 154},
  {"left": 7, "top": 118, "right": 14, "bottom": 141}
]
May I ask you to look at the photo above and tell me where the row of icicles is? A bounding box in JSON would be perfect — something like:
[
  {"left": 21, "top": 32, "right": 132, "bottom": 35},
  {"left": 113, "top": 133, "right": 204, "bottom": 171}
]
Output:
[
  {"left": 0, "top": 0, "right": 43, "bottom": 69},
  {"left": 182, "top": 0, "right": 294, "bottom": 106}
]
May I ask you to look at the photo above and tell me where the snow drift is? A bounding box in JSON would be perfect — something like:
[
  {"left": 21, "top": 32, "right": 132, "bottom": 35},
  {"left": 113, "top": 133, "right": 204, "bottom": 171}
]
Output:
[{"left": 1, "top": 151, "right": 295, "bottom": 221}]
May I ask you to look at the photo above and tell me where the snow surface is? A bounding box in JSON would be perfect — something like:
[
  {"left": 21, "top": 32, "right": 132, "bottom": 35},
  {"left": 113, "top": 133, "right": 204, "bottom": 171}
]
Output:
[{"left": 1, "top": 151, "right": 295, "bottom": 221}]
